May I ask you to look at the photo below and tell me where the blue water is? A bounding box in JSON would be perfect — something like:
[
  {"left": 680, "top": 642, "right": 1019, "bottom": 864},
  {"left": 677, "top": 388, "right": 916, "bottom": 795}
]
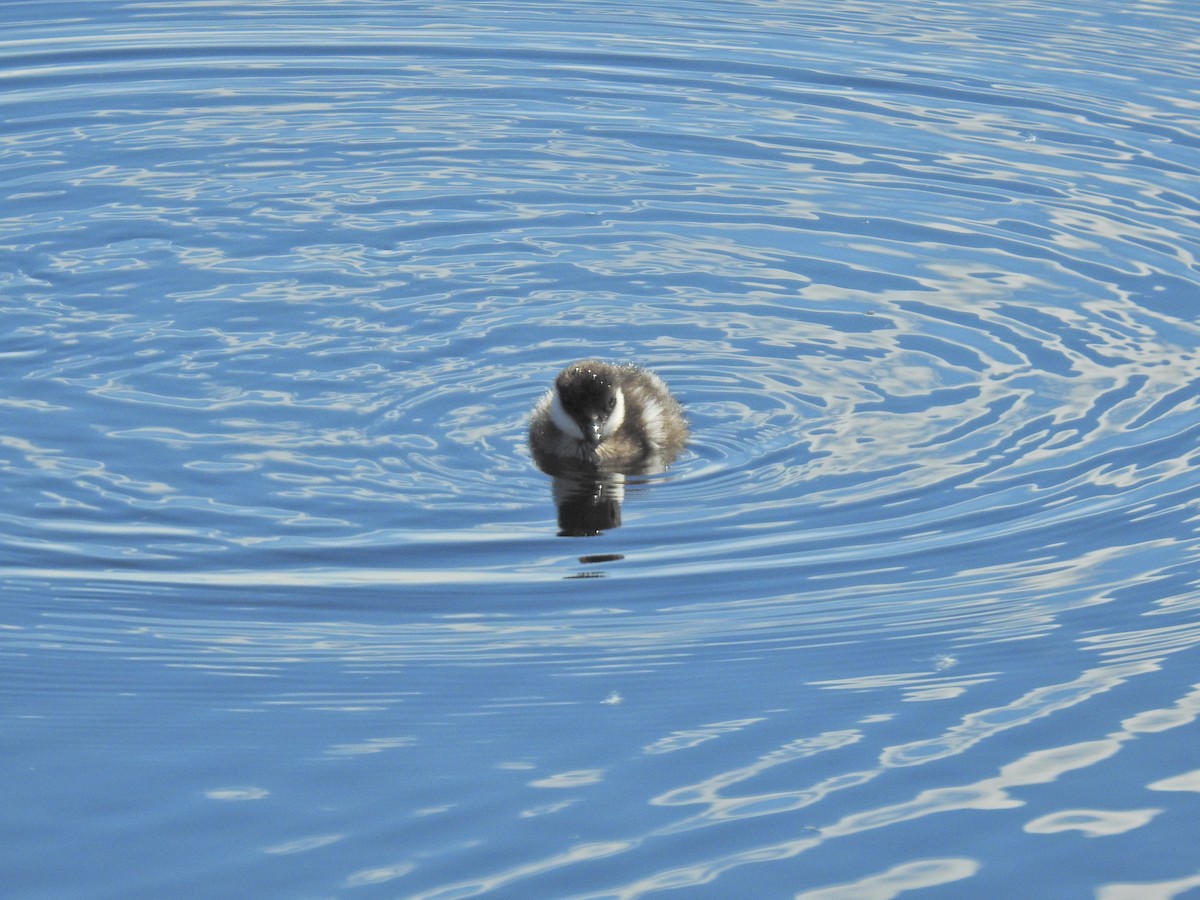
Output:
[{"left": 4, "top": 0, "right": 1200, "bottom": 896}]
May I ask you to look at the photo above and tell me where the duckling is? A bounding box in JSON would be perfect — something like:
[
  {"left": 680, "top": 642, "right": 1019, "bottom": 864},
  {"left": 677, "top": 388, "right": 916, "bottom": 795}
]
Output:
[{"left": 529, "top": 359, "right": 687, "bottom": 473}]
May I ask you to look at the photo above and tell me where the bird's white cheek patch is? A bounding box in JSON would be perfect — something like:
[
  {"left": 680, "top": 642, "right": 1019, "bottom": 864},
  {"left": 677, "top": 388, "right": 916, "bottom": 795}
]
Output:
[
  {"left": 601, "top": 390, "right": 626, "bottom": 438},
  {"left": 640, "top": 396, "right": 664, "bottom": 445},
  {"left": 549, "top": 391, "right": 585, "bottom": 440}
]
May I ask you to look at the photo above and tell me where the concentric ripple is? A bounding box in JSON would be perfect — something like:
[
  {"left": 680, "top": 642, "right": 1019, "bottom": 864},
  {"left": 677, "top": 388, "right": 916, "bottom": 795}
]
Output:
[
  {"left": 4, "top": 3, "right": 1198, "bottom": 589},
  {"left": 4, "top": 0, "right": 1198, "bottom": 698}
]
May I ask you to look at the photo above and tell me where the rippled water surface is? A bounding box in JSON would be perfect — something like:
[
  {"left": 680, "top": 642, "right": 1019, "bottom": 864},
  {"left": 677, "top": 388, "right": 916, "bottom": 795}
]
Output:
[{"left": 4, "top": 1, "right": 1200, "bottom": 897}]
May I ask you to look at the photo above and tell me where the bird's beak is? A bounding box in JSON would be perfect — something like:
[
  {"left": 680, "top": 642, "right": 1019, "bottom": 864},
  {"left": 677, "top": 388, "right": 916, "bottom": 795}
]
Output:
[{"left": 584, "top": 420, "right": 604, "bottom": 447}]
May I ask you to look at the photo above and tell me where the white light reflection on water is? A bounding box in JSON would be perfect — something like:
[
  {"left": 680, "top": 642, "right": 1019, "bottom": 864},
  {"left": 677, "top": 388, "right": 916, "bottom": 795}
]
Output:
[
  {"left": 794, "top": 858, "right": 980, "bottom": 899},
  {"left": 411, "top": 680, "right": 1200, "bottom": 899}
]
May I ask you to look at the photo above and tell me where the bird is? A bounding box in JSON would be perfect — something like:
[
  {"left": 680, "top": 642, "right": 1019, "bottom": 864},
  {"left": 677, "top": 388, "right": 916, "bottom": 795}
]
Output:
[{"left": 528, "top": 359, "right": 687, "bottom": 474}]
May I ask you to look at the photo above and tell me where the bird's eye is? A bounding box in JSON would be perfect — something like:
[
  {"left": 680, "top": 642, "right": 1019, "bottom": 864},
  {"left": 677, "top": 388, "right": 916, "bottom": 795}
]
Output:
[{"left": 607, "top": 396, "right": 616, "bottom": 410}]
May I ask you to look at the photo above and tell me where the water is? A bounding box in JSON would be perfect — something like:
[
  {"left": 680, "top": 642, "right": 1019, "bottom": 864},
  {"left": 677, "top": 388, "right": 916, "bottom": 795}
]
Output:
[{"left": 3, "top": 0, "right": 1200, "bottom": 896}]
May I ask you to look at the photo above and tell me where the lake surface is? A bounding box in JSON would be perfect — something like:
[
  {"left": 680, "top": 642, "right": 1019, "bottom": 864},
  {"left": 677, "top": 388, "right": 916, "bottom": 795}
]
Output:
[{"left": 4, "top": 1, "right": 1200, "bottom": 897}]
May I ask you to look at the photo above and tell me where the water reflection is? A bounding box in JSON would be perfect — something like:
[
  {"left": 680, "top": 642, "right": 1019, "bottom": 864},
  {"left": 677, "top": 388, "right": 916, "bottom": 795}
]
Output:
[
  {"left": 537, "top": 462, "right": 689, "bottom": 538},
  {"left": 549, "top": 469, "right": 625, "bottom": 537},
  {"left": 394, "top": 674, "right": 1200, "bottom": 899},
  {"left": 794, "top": 859, "right": 979, "bottom": 899}
]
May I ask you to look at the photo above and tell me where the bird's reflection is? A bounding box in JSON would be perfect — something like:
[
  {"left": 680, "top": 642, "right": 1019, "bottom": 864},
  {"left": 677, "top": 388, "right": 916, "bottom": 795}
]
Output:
[
  {"left": 551, "top": 469, "right": 625, "bottom": 537},
  {"left": 536, "top": 456, "right": 668, "bottom": 537}
]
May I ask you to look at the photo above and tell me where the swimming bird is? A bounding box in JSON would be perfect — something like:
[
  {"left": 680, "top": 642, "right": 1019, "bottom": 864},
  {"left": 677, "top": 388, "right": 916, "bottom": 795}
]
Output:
[{"left": 528, "top": 360, "right": 687, "bottom": 474}]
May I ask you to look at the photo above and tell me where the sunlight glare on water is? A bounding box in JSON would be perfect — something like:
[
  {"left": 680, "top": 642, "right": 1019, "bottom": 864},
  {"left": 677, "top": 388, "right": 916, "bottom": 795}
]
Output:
[{"left": 2, "top": 0, "right": 1200, "bottom": 897}]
